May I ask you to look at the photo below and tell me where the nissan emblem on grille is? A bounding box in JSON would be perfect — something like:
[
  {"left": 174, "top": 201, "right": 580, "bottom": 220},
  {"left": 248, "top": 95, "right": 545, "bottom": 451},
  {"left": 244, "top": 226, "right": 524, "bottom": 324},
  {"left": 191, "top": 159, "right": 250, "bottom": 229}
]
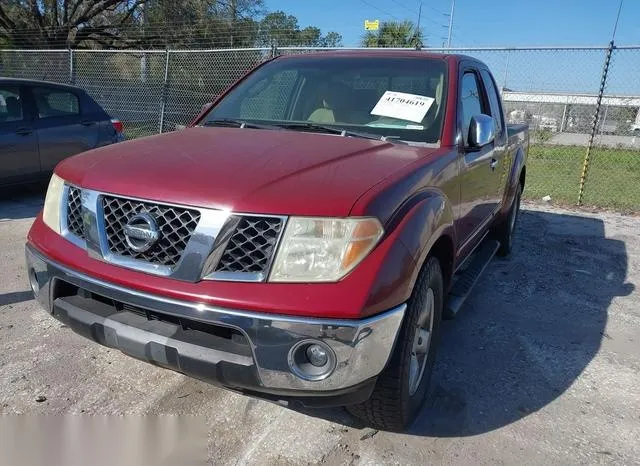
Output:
[
  {"left": 102, "top": 196, "right": 201, "bottom": 267},
  {"left": 123, "top": 213, "right": 160, "bottom": 253}
]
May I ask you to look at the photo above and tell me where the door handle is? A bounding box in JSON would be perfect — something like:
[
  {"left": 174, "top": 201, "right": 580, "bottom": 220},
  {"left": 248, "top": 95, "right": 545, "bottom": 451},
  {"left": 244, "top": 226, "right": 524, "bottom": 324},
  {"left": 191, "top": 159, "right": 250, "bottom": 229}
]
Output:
[
  {"left": 15, "top": 127, "right": 33, "bottom": 136},
  {"left": 81, "top": 120, "right": 96, "bottom": 126},
  {"left": 490, "top": 158, "right": 498, "bottom": 170}
]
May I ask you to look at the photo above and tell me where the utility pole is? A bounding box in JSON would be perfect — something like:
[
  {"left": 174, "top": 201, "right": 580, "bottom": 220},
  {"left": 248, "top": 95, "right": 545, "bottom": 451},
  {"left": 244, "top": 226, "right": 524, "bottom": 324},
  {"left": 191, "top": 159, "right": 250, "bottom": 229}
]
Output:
[
  {"left": 416, "top": 2, "right": 422, "bottom": 47},
  {"left": 140, "top": 1, "right": 147, "bottom": 83},
  {"left": 230, "top": 0, "right": 237, "bottom": 47},
  {"left": 446, "top": 0, "right": 455, "bottom": 48}
]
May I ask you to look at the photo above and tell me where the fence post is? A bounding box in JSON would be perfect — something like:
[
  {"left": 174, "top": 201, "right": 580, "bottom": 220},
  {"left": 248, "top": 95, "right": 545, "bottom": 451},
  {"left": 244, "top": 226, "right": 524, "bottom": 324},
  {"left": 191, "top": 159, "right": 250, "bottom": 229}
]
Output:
[
  {"left": 158, "top": 49, "right": 170, "bottom": 134},
  {"left": 502, "top": 49, "right": 510, "bottom": 91},
  {"left": 69, "top": 48, "right": 75, "bottom": 85},
  {"left": 271, "top": 43, "right": 278, "bottom": 58},
  {"left": 578, "top": 40, "right": 614, "bottom": 205}
]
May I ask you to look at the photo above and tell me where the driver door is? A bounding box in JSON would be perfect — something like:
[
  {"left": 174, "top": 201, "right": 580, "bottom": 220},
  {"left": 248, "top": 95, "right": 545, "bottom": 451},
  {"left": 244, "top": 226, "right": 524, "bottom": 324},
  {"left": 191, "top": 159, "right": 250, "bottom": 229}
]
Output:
[{"left": 455, "top": 67, "right": 500, "bottom": 255}]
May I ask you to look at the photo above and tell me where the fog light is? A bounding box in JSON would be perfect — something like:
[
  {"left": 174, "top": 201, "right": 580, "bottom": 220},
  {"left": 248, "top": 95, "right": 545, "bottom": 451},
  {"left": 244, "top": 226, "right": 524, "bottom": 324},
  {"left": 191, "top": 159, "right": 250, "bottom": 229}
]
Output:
[
  {"left": 288, "top": 340, "right": 337, "bottom": 381},
  {"left": 306, "top": 344, "right": 329, "bottom": 367}
]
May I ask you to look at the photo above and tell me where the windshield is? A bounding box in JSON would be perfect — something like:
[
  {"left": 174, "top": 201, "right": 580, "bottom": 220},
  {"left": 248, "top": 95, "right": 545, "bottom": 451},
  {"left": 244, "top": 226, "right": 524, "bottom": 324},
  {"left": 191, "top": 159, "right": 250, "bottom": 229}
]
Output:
[{"left": 202, "top": 55, "right": 448, "bottom": 144}]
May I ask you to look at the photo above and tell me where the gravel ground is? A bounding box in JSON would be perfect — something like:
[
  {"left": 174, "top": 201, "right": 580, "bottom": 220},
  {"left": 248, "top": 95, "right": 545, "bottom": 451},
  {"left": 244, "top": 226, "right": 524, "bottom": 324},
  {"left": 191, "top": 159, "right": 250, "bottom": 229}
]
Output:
[{"left": 1, "top": 188, "right": 639, "bottom": 465}]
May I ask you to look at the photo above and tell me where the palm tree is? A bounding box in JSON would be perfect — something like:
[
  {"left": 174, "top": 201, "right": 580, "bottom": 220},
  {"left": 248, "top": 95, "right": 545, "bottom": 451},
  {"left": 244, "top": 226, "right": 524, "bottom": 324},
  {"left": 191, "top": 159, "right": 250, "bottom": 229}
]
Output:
[{"left": 361, "top": 20, "right": 424, "bottom": 48}]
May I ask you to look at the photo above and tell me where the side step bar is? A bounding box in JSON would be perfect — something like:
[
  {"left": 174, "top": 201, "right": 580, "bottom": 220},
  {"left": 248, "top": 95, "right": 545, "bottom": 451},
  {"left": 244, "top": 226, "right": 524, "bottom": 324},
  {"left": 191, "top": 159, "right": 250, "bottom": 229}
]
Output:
[{"left": 444, "top": 239, "right": 500, "bottom": 319}]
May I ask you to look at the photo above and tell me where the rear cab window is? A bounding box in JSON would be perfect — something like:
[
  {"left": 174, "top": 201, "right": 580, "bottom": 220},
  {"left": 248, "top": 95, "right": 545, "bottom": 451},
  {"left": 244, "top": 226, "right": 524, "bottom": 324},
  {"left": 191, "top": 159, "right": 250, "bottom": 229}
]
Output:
[
  {"left": 480, "top": 69, "right": 505, "bottom": 138},
  {"left": 32, "top": 87, "right": 81, "bottom": 119}
]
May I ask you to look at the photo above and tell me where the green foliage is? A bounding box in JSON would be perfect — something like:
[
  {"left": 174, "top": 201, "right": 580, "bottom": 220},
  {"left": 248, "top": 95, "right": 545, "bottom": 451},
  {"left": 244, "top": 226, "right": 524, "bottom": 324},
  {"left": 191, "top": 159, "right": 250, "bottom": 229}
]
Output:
[
  {"left": 0, "top": 1, "right": 341, "bottom": 49},
  {"left": 526, "top": 144, "right": 640, "bottom": 209},
  {"left": 140, "top": 0, "right": 262, "bottom": 48},
  {"left": 534, "top": 128, "right": 554, "bottom": 144},
  {"left": 0, "top": 0, "right": 151, "bottom": 48},
  {"left": 361, "top": 21, "right": 423, "bottom": 48},
  {"left": 258, "top": 11, "right": 342, "bottom": 47}
]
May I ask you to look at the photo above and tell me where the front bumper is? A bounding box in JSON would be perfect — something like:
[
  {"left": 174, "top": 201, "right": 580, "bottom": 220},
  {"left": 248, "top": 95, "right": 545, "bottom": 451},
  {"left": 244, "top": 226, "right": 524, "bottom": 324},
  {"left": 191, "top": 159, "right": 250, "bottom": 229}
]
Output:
[{"left": 26, "top": 244, "right": 405, "bottom": 406}]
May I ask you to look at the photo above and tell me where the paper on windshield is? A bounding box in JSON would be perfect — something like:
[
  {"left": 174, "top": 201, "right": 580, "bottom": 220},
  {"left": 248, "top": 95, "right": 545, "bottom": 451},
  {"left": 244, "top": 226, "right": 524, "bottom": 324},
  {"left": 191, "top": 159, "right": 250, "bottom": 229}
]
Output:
[{"left": 370, "top": 91, "right": 435, "bottom": 123}]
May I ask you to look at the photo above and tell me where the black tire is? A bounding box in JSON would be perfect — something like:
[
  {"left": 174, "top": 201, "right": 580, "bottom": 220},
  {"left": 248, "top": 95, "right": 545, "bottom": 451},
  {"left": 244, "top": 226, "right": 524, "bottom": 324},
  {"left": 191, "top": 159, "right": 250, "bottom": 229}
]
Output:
[
  {"left": 347, "top": 257, "right": 443, "bottom": 432},
  {"left": 495, "top": 183, "right": 522, "bottom": 257}
]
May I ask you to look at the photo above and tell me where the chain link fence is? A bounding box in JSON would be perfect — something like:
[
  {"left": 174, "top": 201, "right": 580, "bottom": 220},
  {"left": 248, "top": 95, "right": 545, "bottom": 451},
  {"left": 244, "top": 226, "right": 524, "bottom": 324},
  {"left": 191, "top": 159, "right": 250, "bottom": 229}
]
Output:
[{"left": 1, "top": 45, "right": 639, "bottom": 210}]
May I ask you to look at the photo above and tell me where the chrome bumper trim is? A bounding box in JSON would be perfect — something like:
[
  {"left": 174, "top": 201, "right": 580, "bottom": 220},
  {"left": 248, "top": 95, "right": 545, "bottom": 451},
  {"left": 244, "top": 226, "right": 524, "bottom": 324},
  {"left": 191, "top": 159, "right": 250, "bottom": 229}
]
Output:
[{"left": 26, "top": 244, "right": 406, "bottom": 392}]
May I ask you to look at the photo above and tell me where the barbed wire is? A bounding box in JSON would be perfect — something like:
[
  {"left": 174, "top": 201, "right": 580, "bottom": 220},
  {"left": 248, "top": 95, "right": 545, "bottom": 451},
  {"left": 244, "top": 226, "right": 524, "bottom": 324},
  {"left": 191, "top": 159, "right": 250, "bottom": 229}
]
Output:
[{"left": 0, "top": 21, "right": 459, "bottom": 49}]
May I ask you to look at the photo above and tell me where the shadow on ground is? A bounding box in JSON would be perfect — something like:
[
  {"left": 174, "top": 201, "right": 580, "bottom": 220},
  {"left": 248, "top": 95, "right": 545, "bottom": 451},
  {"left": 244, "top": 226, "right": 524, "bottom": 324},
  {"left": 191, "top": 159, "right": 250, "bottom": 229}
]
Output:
[
  {"left": 295, "top": 209, "right": 634, "bottom": 436},
  {"left": 0, "top": 183, "right": 46, "bottom": 221},
  {"left": 0, "top": 291, "right": 34, "bottom": 306}
]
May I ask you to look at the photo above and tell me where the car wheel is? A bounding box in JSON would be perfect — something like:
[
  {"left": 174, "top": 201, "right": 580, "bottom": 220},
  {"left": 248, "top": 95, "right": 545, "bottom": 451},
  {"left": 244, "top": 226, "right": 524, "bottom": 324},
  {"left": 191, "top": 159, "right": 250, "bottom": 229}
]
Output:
[
  {"left": 347, "top": 257, "right": 443, "bottom": 432},
  {"left": 495, "top": 183, "right": 522, "bottom": 257}
]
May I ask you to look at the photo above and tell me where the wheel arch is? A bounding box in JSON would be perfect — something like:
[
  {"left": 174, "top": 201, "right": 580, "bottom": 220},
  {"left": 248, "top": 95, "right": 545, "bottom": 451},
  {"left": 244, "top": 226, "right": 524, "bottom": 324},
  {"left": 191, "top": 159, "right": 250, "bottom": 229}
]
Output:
[
  {"left": 500, "top": 147, "right": 527, "bottom": 216},
  {"left": 392, "top": 189, "right": 457, "bottom": 296},
  {"left": 362, "top": 189, "right": 457, "bottom": 316}
]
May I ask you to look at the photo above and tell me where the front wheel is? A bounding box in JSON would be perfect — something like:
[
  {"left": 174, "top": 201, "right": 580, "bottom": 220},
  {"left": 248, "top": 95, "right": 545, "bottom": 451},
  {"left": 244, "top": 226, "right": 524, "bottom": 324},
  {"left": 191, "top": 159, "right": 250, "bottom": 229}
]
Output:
[{"left": 347, "top": 257, "right": 443, "bottom": 431}]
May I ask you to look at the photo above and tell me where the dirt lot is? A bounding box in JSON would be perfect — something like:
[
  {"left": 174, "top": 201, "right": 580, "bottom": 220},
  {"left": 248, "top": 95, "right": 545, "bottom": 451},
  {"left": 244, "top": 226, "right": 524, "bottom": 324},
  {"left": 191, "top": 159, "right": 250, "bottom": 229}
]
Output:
[{"left": 1, "top": 188, "right": 639, "bottom": 465}]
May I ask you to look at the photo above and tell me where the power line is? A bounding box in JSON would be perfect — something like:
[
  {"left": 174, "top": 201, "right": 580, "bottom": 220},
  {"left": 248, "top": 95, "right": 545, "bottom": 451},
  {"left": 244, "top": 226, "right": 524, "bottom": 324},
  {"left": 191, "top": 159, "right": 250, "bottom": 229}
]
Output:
[
  {"left": 387, "top": 0, "right": 449, "bottom": 29},
  {"left": 358, "top": 0, "right": 401, "bottom": 20},
  {"left": 611, "top": 0, "right": 624, "bottom": 41},
  {"left": 390, "top": 0, "right": 419, "bottom": 15},
  {"left": 427, "top": 4, "right": 448, "bottom": 16}
]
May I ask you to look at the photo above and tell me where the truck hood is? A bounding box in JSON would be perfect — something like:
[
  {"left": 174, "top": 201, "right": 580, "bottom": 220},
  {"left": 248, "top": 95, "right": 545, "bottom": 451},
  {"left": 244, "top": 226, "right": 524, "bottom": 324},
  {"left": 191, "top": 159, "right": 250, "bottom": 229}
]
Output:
[{"left": 57, "top": 126, "right": 432, "bottom": 216}]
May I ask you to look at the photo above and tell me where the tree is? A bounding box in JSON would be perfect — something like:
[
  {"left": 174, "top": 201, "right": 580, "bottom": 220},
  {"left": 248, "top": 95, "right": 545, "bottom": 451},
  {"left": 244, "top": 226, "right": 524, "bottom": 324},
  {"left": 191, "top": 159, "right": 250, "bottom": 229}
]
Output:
[
  {"left": 0, "top": 2, "right": 340, "bottom": 49},
  {"left": 142, "top": 0, "right": 264, "bottom": 48},
  {"left": 0, "top": 0, "right": 149, "bottom": 48},
  {"left": 322, "top": 31, "right": 342, "bottom": 48},
  {"left": 258, "top": 11, "right": 298, "bottom": 46},
  {"left": 361, "top": 20, "right": 423, "bottom": 48},
  {"left": 0, "top": 0, "right": 266, "bottom": 48},
  {"left": 258, "top": 10, "right": 342, "bottom": 47}
]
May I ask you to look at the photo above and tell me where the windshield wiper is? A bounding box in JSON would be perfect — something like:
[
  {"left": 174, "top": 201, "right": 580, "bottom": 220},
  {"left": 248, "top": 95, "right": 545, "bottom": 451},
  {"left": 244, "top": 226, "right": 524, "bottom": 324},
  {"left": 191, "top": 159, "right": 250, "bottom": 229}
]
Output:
[
  {"left": 202, "top": 118, "right": 280, "bottom": 131},
  {"left": 275, "top": 122, "right": 406, "bottom": 144}
]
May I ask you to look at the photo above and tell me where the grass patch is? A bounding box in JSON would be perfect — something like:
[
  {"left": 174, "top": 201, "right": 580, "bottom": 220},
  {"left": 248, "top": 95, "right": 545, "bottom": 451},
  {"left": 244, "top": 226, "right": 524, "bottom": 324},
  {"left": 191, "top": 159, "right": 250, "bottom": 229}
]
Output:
[
  {"left": 525, "top": 144, "right": 640, "bottom": 210},
  {"left": 121, "top": 121, "right": 159, "bottom": 140}
]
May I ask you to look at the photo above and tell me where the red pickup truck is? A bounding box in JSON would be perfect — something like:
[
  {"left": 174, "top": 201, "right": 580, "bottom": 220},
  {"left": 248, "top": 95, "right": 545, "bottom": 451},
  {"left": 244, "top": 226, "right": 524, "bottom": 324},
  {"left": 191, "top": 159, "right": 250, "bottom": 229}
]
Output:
[{"left": 26, "top": 51, "right": 528, "bottom": 431}]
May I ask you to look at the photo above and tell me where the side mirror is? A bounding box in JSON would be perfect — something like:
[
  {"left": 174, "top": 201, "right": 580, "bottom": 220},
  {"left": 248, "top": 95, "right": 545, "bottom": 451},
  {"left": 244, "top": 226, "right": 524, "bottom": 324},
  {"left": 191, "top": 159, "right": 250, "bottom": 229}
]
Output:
[{"left": 467, "top": 114, "right": 495, "bottom": 149}]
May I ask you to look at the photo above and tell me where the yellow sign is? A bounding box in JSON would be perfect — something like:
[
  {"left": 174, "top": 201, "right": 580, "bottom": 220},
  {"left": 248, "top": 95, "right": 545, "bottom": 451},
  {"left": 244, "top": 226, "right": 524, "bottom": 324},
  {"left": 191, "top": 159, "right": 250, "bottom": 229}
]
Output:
[{"left": 364, "top": 20, "right": 379, "bottom": 31}]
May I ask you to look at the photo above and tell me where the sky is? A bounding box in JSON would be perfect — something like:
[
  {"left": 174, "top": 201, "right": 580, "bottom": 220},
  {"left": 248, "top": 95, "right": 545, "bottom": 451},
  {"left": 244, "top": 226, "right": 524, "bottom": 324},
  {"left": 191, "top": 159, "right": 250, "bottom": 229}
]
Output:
[{"left": 265, "top": 0, "right": 640, "bottom": 48}]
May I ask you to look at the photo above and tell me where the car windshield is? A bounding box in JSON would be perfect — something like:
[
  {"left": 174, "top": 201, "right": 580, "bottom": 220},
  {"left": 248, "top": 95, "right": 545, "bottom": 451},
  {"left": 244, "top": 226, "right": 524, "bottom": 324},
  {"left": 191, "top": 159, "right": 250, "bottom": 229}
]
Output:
[{"left": 202, "top": 55, "right": 448, "bottom": 144}]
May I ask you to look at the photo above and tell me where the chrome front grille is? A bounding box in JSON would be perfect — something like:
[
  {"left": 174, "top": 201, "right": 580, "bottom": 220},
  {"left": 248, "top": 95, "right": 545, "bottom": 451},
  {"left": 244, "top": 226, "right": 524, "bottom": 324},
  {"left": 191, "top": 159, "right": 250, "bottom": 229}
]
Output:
[
  {"left": 66, "top": 186, "right": 85, "bottom": 239},
  {"left": 215, "top": 216, "right": 284, "bottom": 274},
  {"left": 62, "top": 186, "right": 285, "bottom": 281},
  {"left": 102, "top": 196, "right": 201, "bottom": 267}
]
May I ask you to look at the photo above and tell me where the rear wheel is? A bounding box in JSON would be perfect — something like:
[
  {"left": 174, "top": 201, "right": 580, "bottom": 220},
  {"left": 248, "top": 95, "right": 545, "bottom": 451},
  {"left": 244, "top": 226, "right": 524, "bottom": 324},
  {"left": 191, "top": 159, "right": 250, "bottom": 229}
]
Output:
[
  {"left": 495, "top": 183, "right": 522, "bottom": 257},
  {"left": 347, "top": 257, "right": 443, "bottom": 431}
]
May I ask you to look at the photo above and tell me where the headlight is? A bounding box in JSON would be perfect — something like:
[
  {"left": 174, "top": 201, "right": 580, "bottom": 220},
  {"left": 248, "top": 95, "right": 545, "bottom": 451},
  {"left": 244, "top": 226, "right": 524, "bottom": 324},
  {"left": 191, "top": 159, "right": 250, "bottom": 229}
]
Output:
[
  {"left": 42, "top": 173, "right": 65, "bottom": 234},
  {"left": 269, "top": 217, "right": 384, "bottom": 282}
]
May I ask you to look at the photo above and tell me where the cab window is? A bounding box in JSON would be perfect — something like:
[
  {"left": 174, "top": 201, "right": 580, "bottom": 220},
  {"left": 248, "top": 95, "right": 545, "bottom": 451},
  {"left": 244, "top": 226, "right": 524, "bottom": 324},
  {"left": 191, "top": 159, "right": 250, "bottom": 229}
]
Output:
[
  {"left": 0, "top": 86, "right": 24, "bottom": 123},
  {"left": 481, "top": 69, "right": 505, "bottom": 137},
  {"left": 460, "top": 72, "right": 485, "bottom": 145},
  {"left": 32, "top": 87, "right": 80, "bottom": 119}
]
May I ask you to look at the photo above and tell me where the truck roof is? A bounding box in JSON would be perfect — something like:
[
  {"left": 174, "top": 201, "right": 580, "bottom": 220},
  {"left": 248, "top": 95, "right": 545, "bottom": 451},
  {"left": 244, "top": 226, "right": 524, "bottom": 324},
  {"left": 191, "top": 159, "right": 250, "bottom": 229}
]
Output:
[
  {"left": 277, "top": 49, "right": 486, "bottom": 66},
  {"left": 0, "top": 77, "right": 84, "bottom": 92},
  {"left": 275, "top": 49, "right": 480, "bottom": 64}
]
